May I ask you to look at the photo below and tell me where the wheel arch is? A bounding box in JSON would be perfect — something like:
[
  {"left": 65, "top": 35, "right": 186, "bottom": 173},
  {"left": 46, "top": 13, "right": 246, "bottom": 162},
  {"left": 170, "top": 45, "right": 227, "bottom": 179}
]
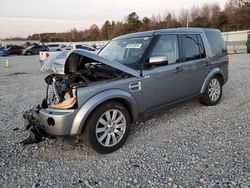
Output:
[
  {"left": 70, "top": 89, "right": 138, "bottom": 135},
  {"left": 201, "top": 68, "right": 225, "bottom": 94}
]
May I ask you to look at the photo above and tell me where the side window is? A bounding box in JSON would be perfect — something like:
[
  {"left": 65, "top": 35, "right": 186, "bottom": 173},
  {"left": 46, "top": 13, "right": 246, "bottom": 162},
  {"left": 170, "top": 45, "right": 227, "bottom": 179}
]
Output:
[
  {"left": 49, "top": 44, "right": 58, "bottom": 47},
  {"left": 204, "top": 30, "right": 226, "bottom": 57},
  {"left": 180, "top": 34, "right": 205, "bottom": 61},
  {"left": 151, "top": 35, "right": 179, "bottom": 65},
  {"left": 82, "top": 46, "right": 89, "bottom": 50}
]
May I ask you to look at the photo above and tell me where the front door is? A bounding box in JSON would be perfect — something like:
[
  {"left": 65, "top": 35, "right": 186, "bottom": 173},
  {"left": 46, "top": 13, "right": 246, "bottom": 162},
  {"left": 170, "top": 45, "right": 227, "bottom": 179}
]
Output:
[{"left": 141, "top": 34, "right": 188, "bottom": 111}]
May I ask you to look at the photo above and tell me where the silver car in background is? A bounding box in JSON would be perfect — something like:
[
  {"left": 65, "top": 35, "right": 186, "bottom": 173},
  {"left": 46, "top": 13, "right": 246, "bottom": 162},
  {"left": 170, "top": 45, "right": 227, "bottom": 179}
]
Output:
[{"left": 23, "top": 28, "right": 229, "bottom": 153}]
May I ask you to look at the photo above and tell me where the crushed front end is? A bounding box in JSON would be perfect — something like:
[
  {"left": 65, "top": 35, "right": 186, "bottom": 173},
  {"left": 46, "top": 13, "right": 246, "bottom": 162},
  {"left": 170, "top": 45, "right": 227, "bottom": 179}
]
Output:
[
  {"left": 21, "top": 50, "right": 132, "bottom": 144},
  {"left": 22, "top": 73, "right": 81, "bottom": 144}
]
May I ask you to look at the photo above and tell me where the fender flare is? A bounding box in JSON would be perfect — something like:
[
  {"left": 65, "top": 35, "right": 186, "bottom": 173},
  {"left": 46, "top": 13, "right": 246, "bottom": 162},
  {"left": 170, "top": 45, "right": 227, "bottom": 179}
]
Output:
[
  {"left": 70, "top": 89, "right": 138, "bottom": 135},
  {"left": 200, "top": 68, "right": 224, "bottom": 94}
]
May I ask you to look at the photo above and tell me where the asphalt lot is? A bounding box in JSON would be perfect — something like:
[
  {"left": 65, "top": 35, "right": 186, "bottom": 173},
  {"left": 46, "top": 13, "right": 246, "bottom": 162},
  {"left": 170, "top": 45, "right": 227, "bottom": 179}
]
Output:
[{"left": 0, "top": 54, "right": 250, "bottom": 187}]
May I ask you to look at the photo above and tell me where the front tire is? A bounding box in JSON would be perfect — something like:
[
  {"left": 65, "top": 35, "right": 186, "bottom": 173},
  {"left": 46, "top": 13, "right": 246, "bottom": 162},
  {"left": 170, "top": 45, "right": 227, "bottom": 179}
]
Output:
[
  {"left": 84, "top": 101, "right": 131, "bottom": 154},
  {"left": 200, "top": 76, "right": 222, "bottom": 106}
]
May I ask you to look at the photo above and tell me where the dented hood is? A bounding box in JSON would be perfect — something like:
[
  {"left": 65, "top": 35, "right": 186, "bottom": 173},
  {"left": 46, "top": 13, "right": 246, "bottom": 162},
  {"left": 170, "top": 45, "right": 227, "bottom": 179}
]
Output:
[{"left": 41, "top": 49, "right": 140, "bottom": 77}]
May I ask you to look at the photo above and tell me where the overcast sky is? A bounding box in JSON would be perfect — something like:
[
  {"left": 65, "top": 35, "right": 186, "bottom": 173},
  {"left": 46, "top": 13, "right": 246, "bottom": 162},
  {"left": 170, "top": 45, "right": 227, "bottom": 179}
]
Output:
[{"left": 0, "top": 0, "right": 228, "bottom": 39}]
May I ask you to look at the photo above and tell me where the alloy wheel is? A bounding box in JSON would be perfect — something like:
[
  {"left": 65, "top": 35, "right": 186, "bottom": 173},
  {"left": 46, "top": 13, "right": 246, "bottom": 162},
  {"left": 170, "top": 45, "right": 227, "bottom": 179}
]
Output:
[
  {"left": 208, "top": 78, "right": 221, "bottom": 102},
  {"left": 95, "top": 109, "right": 126, "bottom": 147}
]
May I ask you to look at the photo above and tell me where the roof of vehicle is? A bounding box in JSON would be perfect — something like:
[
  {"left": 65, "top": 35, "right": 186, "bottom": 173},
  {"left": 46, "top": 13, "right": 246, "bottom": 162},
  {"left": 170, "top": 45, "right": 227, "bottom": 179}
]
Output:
[
  {"left": 9, "top": 45, "right": 23, "bottom": 48},
  {"left": 25, "top": 44, "right": 47, "bottom": 49},
  {"left": 114, "top": 28, "right": 221, "bottom": 40}
]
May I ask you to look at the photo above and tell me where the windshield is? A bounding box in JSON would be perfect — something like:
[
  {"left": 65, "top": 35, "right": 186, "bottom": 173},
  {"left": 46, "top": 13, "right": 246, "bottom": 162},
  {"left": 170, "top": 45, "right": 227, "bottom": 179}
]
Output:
[{"left": 98, "top": 37, "right": 152, "bottom": 68}]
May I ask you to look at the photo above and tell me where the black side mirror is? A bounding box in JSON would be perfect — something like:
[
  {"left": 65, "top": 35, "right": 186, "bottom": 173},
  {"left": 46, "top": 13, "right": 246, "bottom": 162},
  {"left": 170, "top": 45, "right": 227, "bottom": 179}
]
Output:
[{"left": 146, "top": 56, "right": 168, "bottom": 67}]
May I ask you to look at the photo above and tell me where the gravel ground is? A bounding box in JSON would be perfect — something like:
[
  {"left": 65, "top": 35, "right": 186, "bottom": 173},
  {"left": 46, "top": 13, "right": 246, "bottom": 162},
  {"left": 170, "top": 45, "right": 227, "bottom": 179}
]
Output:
[{"left": 0, "top": 54, "right": 249, "bottom": 187}]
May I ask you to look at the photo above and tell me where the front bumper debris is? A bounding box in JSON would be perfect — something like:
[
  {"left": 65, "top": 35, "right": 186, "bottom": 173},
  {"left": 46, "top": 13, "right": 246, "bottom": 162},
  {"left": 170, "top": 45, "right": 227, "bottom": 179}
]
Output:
[{"left": 21, "top": 106, "right": 52, "bottom": 145}]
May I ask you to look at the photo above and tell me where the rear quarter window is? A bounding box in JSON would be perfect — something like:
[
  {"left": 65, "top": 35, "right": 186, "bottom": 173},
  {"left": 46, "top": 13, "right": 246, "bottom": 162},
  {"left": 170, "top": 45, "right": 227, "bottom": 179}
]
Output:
[{"left": 204, "top": 30, "right": 226, "bottom": 57}]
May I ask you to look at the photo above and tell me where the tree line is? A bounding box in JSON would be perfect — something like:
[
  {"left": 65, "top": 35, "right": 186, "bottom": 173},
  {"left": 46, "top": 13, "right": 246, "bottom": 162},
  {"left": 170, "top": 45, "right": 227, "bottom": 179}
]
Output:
[{"left": 27, "top": 0, "right": 250, "bottom": 42}]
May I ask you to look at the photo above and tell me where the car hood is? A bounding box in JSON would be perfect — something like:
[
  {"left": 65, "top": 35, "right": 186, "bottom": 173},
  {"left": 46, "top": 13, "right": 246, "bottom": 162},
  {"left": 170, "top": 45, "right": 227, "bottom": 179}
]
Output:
[{"left": 41, "top": 49, "right": 140, "bottom": 77}]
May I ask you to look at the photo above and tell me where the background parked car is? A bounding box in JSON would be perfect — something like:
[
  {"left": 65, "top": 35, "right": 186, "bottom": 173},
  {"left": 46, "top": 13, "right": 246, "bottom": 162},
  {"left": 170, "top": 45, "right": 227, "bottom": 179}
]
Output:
[
  {"left": 22, "top": 45, "right": 49, "bottom": 55},
  {"left": 66, "top": 44, "right": 97, "bottom": 52},
  {"left": 47, "top": 44, "right": 66, "bottom": 52},
  {"left": 0, "top": 45, "right": 24, "bottom": 56},
  {"left": 0, "top": 46, "right": 8, "bottom": 56},
  {"left": 39, "top": 50, "right": 69, "bottom": 71}
]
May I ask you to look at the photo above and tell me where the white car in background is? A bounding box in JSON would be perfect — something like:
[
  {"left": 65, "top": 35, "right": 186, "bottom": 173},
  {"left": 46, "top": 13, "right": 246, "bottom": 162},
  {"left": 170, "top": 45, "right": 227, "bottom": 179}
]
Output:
[
  {"left": 40, "top": 50, "right": 69, "bottom": 74},
  {"left": 39, "top": 44, "right": 99, "bottom": 66},
  {"left": 39, "top": 44, "right": 99, "bottom": 69},
  {"left": 66, "top": 44, "right": 98, "bottom": 51},
  {"left": 39, "top": 51, "right": 69, "bottom": 69},
  {"left": 47, "top": 44, "right": 66, "bottom": 51}
]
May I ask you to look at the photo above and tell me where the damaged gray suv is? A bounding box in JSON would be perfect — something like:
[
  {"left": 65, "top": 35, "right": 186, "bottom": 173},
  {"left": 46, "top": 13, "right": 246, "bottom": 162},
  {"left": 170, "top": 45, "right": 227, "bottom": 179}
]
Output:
[{"left": 23, "top": 28, "right": 229, "bottom": 153}]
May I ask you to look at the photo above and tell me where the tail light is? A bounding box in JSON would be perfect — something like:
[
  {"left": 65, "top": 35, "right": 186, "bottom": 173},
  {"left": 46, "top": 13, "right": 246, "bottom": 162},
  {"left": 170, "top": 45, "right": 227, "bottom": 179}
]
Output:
[{"left": 45, "top": 52, "right": 49, "bottom": 58}]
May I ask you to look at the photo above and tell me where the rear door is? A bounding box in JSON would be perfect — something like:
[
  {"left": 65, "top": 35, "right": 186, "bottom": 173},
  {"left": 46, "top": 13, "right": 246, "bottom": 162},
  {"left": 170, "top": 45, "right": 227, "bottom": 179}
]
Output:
[
  {"left": 38, "top": 46, "right": 46, "bottom": 53},
  {"left": 13, "top": 46, "right": 21, "bottom": 54},
  {"left": 32, "top": 46, "right": 39, "bottom": 54},
  {"left": 178, "top": 34, "right": 211, "bottom": 96},
  {"left": 11, "top": 46, "right": 18, "bottom": 54},
  {"left": 8, "top": 46, "right": 17, "bottom": 54}
]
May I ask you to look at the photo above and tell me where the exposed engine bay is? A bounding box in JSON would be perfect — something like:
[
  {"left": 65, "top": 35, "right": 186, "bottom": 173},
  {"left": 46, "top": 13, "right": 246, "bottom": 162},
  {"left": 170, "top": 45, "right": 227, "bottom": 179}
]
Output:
[{"left": 44, "top": 52, "right": 130, "bottom": 109}]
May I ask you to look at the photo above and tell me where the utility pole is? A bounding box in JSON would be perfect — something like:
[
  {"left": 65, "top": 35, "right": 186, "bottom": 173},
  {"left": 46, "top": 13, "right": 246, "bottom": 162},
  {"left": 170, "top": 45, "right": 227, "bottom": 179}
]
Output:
[
  {"left": 237, "top": 0, "right": 242, "bottom": 30},
  {"left": 186, "top": 10, "right": 189, "bottom": 28}
]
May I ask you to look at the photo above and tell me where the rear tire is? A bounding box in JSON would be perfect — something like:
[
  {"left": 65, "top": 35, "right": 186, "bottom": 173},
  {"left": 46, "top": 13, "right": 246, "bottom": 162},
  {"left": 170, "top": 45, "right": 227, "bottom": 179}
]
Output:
[
  {"left": 84, "top": 101, "right": 131, "bottom": 154},
  {"left": 199, "top": 76, "right": 222, "bottom": 106}
]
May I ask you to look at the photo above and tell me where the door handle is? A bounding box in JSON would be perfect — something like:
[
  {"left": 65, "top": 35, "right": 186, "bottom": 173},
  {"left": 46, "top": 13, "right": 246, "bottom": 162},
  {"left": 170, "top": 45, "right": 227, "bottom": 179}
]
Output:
[{"left": 174, "top": 67, "right": 183, "bottom": 73}]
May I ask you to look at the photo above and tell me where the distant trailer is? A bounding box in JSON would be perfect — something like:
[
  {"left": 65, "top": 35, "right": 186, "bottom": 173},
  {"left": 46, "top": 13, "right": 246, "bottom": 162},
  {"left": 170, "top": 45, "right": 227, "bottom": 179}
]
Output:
[{"left": 222, "top": 30, "right": 250, "bottom": 53}]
